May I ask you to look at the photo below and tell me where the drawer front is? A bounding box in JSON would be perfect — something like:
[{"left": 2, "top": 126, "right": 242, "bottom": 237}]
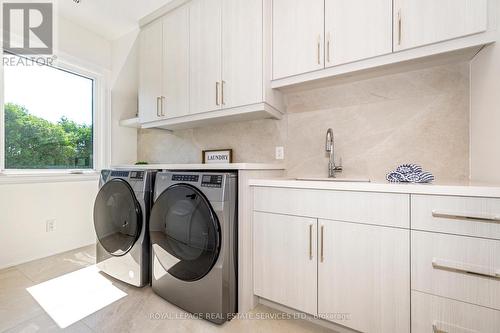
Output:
[
  {"left": 412, "top": 291, "right": 500, "bottom": 333},
  {"left": 412, "top": 195, "right": 500, "bottom": 240},
  {"left": 412, "top": 231, "right": 500, "bottom": 310},
  {"left": 254, "top": 187, "right": 409, "bottom": 228}
]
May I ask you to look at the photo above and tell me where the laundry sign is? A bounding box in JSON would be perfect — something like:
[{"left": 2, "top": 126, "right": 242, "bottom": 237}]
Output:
[{"left": 203, "top": 149, "right": 233, "bottom": 164}]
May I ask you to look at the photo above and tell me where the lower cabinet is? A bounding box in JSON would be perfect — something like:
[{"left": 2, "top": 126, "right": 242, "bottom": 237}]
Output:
[
  {"left": 253, "top": 212, "right": 318, "bottom": 315},
  {"left": 318, "top": 220, "right": 410, "bottom": 333},
  {"left": 412, "top": 291, "right": 500, "bottom": 333},
  {"left": 253, "top": 211, "right": 410, "bottom": 332}
]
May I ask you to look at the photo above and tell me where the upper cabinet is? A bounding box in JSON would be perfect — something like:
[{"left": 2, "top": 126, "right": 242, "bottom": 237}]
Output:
[
  {"left": 272, "top": 0, "right": 325, "bottom": 79},
  {"left": 271, "top": 0, "right": 495, "bottom": 88},
  {"left": 189, "top": 0, "right": 222, "bottom": 115},
  {"left": 139, "top": 7, "right": 190, "bottom": 124},
  {"left": 163, "top": 6, "right": 190, "bottom": 119},
  {"left": 138, "top": 20, "right": 163, "bottom": 124},
  {"left": 394, "top": 0, "right": 489, "bottom": 51},
  {"left": 138, "top": 0, "right": 283, "bottom": 131},
  {"left": 222, "top": 0, "right": 264, "bottom": 108},
  {"left": 324, "top": 0, "right": 393, "bottom": 67}
]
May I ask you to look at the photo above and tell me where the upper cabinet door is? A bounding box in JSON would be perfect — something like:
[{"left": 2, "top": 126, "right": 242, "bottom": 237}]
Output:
[
  {"left": 189, "top": 0, "right": 223, "bottom": 114},
  {"left": 318, "top": 220, "right": 410, "bottom": 333},
  {"left": 272, "top": 0, "right": 324, "bottom": 80},
  {"left": 139, "top": 20, "right": 163, "bottom": 123},
  {"left": 394, "top": 0, "right": 488, "bottom": 51},
  {"left": 325, "top": 0, "right": 393, "bottom": 67},
  {"left": 162, "top": 5, "right": 189, "bottom": 119},
  {"left": 222, "top": 0, "right": 263, "bottom": 108}
]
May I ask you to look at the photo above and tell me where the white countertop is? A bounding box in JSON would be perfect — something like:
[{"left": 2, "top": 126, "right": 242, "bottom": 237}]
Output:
[
  {"left": 112, "top": 163, "right": 285, "bottom": 171},
  {"left": 248, "top": 178, "right": 500, "bottom": 198}
]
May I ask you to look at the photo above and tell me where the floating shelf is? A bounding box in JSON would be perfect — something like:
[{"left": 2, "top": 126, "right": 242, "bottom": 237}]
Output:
[{"left": 119, "top": 117, "right": 140, "bottom": 128}]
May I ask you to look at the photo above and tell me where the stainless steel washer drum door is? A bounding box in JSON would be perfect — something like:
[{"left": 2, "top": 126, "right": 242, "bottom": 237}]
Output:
[
  {"left": 150, "top": 184, "right": 221, "bottom": 282},
  {"left": 93, "top": 179, "right": 142, "bottom": 256}
]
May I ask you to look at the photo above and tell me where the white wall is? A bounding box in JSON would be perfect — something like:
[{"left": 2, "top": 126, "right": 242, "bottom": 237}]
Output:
[
  {"left": 0, "top": 18, "right": 113, "bottom": 269},
  {"left": 470, "top": 33, "right": 500, "bottom": 183},
  {"left": 0, "top": 180, "right": 99, "bottom": 269},
  {"left": 110, "top": 29, "right": 139, "bottom": 165}
]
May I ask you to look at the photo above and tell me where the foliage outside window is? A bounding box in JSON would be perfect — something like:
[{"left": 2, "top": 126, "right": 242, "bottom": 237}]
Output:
[{"left": 3, "top": 54, "right": 94, "bottom": 170}]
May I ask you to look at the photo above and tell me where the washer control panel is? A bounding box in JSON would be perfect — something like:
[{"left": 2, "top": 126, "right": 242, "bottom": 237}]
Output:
[
  {"left": 172, "top": 174, "right": 199, "bottom": 182},
  {"left": 201, "top": 175, "right": 223, "bottom": 188}
]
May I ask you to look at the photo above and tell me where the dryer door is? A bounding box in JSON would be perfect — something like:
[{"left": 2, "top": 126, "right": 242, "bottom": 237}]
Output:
[
  {"left": 150, "top": 184, "right": 221, "bottom": 282},
  {"left": 93, "top": 179, "right": 142, "bottom": 256}
]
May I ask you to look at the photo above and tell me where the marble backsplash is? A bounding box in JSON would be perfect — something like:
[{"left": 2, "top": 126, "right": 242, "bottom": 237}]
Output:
[{"left": 138, "top": 62, "right": 470, "bottom": 183}]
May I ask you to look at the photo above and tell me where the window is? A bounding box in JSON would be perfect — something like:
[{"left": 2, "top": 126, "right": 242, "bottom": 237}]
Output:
[{"left": 3, "top": 54, "right": 94, "bottom": 170}]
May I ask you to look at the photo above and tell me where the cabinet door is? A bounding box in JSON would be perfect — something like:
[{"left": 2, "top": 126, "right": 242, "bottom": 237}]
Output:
[
  {"left": 325, "top": 0, "right": 392, "bottom": 67},
  {"left": 222, "top": 0, "right": 263, "bottom": 108},
  {"left": 253, "top": 212, "right": 317, "bottom": 315},
  {"left": 189, "top": 0, "right": 222, "bottom": 114},
  {"left": 318, "top": 220, "right": 410, "bottom": 333},
  {"left": 139, "top": 20, "right": 163, "bottom": 123},
  {"left": 394, "top": 0, "right": 488, "bottom": 51},
  {"left": 162, "top": 5, "right": 189, "bottom": 119},
  {"left": 272, "top": 0, "right": 324, "bottom": 80}
]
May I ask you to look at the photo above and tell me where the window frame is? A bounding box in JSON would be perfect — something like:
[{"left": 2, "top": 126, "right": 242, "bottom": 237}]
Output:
[{"left": 0, "top": 52, "right": 110, "bottom": 180}]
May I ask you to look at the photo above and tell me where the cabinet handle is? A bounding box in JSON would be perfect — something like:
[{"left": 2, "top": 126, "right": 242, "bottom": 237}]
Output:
[
  {"left": 215, "top": 82, "right": 220, "bottom": 106},
  {"left": 326, "top": 33, "right": 331, "bottom": 63},
  {"left": 432, "top": 210, "right": 500, "bottom": 222},
  {"left": 432, "top": 321, "right": 480, "bottom": 333},
  {"left": 221, "top": 80, "right": 226, "bottom": 106},
  {"left": 320, "top": 225, "right": 324, "bottom": 263},
  {"left": 432, "top": 258, "right": 500, "bottom": 279},
  {"left": 161, "top": 96, "right": 166, "bottom": 117},
  {"left": 397, "top": 10, "right": 402, "bottom": 45},
  {"left": 317, "top": 35, "right": 321, "bottom": 65},
  {"left": 309, "top": 224, "right": 313, "bottom": 260},
  {"left": 156, "top": 97, "right": 161, "bottom": 117}
]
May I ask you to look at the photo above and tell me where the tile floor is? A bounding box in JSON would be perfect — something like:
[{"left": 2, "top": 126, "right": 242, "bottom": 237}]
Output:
[{"left": 0, "top": 246, "right": 331, "bottom": 333}]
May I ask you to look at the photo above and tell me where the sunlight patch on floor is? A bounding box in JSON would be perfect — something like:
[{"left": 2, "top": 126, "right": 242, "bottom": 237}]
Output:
[{"left": 26, "top": 265, "right": 127, "bottom": 328}]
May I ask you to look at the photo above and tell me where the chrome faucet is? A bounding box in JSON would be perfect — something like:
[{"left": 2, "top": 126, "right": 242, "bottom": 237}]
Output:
[{"left": 326, "top": 128, "right": 343, "bottom": 178}]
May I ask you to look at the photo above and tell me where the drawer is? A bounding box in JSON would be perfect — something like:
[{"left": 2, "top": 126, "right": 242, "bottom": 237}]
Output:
[
  {"left": 254, "top": 187, "right": 409, "bottom": 228},
  {"left": 412, "top": 291, "right": 500, "bottom": 333},
  {"left": 412, "top": 195, "right": 500, "bottom": 240},
  {"left": 412, "top": 231, "right": 500, "bottom": 310}
]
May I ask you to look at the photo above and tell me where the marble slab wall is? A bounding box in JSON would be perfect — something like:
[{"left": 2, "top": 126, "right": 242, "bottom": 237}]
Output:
[{"left": 138, "top": 62, "right": 470, "bottom": 183}]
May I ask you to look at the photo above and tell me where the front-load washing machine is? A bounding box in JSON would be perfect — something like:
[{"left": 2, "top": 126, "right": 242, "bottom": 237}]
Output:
[
  {"left": 149, "top": 171, "right": 237, "bottom": 324},
  {"left": 93, "top": 169, "right": 156, "bottom": 287}
]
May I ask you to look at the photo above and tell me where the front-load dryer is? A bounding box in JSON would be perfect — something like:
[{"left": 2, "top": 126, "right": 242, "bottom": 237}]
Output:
[
  {"left": 150, "top": 172, "right": 237, "bottom": 324},
  {"left": 93, "top": 169, "right": 156, "bottom": 287}
]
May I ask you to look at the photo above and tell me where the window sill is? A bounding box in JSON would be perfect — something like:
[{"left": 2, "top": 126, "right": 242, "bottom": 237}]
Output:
[{"left": 0, "top": 170, "right": 100, "bottom": 185}]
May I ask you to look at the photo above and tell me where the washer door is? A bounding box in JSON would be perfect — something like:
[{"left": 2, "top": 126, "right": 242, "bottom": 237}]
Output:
[
  {"left": 93, "top": 179, "right": 142, "bottom": 256},
  {"left": 150, "top": 184, "right": 221, "bottom": 282}
]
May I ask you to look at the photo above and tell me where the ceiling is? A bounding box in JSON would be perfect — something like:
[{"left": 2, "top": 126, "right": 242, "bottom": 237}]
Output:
[{"left": 58, "top": 0, "right": 174, "bottom": 41}]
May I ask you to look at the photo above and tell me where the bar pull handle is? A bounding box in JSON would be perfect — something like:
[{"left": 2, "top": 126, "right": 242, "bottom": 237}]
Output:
[
  {"left": 156, "top": 97, "right": 161, "bottom": 117},
  {"left": 432, "top": 210, "right": 500, "bottom": 223},
  {"left": 317, "top": 35, "right": 321, "bottom": 65},
  {"left": 215, "top": 82, "right": 220, "bottom": 106},
  {"left": 432, "top": 321, "right": 480, "bottom": 333},
  {"left": 161, "top": 96, "right": 166, "bottom": 117},
  {"left": 432, "top": 258, "right": 500, "bottom": 279},
  {"left": 320, "top": 224, "right": 324, "bottom": 263},
  {"left": 397, "top": 10, "right": 402, "bottom": 45},
  {"left": 221, "top": 80, "right": 226, "bottom": 106},
  {"left": 326, "top": 33, "right": 331, "bottom": 64},
  {"left": 309, "top": 224, "right": 313, "bottom": 260}
]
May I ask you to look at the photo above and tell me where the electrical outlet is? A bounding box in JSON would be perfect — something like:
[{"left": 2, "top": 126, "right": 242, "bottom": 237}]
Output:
[
  {"left": 275, "top": 146, "right": 285, "bottom": 160},
  {"left": 46, "top": 219, "right": 56, "bottom": 232}
]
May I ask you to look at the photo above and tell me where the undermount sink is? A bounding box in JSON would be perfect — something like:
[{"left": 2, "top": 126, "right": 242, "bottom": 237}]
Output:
[{"left": 296, "top": 177, "right": 371, "bottom": 183}]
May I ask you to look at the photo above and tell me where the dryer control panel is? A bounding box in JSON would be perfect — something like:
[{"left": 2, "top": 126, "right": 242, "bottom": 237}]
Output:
[{"left": 201, "top": 175, "right": 223, "bottom": 188}]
